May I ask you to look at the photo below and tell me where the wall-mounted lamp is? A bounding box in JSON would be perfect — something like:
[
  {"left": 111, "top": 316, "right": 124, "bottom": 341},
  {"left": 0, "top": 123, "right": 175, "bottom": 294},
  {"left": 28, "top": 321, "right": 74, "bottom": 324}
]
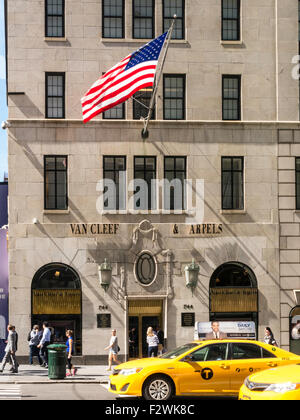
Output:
[
  {"left": 98, "top": 258, "right": 112, "bottom": 292},
  {"left": 184, "top": 259, "right": 200, "bottom": 293}
]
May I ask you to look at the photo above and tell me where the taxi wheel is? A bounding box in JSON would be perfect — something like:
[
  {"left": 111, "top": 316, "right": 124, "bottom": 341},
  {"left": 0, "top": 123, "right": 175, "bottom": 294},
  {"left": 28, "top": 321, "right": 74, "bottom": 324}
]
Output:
[{"left": 143, "top": 375, "right": 174, "bottom": 401}]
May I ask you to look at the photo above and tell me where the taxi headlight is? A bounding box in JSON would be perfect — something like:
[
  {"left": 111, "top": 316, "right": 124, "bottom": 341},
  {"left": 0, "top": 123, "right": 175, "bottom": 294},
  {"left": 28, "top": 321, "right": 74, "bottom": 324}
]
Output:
[
  {"left": 119, "top": 368, "right": 143, "bottom": 376},
  {"left": 264, "top": 382, "right": 300, "bottom": 393}
]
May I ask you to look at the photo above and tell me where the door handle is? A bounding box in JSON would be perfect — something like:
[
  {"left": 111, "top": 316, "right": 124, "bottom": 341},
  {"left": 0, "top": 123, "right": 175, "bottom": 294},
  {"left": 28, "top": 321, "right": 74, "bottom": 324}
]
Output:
[
  {"left": 220, "top": 364, "right": 230, "bottom": 370},
  {"left": 267, "top": 362, "right": 277, "bottom": 367}
]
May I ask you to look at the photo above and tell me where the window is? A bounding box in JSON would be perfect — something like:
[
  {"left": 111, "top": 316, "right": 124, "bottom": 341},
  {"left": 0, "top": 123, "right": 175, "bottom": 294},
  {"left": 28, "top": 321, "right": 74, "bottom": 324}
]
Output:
[
  {"left": 296, "top": 158, "right": 300, "bottom": 210},
  {"left": 133, "top": 0, "right": 154, "bottom": 39},
  {"left": 103, "top": 156, "right": 126, "bottom": 210},
  {"left": 164, "top": 157, "right": 186, "bottom": 210},
  {"left": 231, "top": 343, "right": 265, "bottom": 360},
  {"left": 134, "top": 156, "right": 157, "bottom": 210},
  {"left": 133, "top": 88, "right": 155, "bottom": 120},
  {"left": 222, "top": 157, "right": 244, "bottom": 210},
  {"left": 44, "top": 156, "right": 68, "bottom": 210},
  {"left": 163, "top": 75, "right": 185, "bottom": 120},
  {"left": 222, "top": 0, "right": 240, "bottom": 41},
  {"left": 102, "top": 0, "right": 124, "bottom": 39},
  {"left": 135, "top": 252, "right": 157, "bottom": 285},
  {"left": 191, "top": 344, "right": 228, "bottom": 362},
  {"left": 103, "top": 103, "right": 125, "bottom": 119},
  {"left": 163, "top": 0, "right": 185, "bottom": 40},
  {"left": 46, "top": 73, "right": 65, "bottom": 119},
  {"left": 45, "top": 0, "right": 65, "bottom": 38},
  {"left": 222, "top": 75, "right": 241, "bottom": 120}
]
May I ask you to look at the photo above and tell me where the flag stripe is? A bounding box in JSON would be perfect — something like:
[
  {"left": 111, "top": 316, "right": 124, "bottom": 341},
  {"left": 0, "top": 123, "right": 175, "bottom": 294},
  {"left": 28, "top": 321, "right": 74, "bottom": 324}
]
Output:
[{"left": 81, "top": 32, "right": 168, "bottom": 122}]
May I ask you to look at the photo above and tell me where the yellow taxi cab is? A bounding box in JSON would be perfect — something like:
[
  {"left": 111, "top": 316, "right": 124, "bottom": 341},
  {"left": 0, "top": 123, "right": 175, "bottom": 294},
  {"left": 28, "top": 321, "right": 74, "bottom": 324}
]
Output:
[
  {"left": 239, "top": 364, "right": 300, "bottom": 400},
  {"left": 108, "top": 340, "right": 300, "bottom": 400}
]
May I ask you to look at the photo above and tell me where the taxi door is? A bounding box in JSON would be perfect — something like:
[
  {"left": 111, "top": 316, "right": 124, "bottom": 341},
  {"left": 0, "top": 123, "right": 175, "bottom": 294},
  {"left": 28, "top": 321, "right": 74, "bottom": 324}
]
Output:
[
  {"left": 175, "top": 343, "right": 232, "bottom": 395},
  {"left": 228, "top": 342, "right": 280, "bottom": 393}
]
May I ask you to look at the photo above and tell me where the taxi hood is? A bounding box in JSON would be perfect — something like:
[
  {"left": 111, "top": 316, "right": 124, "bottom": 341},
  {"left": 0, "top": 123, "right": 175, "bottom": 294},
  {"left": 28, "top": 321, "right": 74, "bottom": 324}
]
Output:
[
  {"left": 248, "top": 364, "right": 300, "bottom": 384},
  {"left": 113, "top": 357, "right": 175, "bottom": 371}
]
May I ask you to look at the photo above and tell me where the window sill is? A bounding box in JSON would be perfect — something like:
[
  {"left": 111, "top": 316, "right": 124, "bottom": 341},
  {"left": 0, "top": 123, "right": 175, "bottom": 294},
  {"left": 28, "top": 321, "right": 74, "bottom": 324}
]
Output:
[
  {"left": 220, "top": 40, "right": 243, "bottom": 46},
  {"left": 44, "top": 37, "right": 67, "bottom": 42},
  {"left": 101, "top": 209, "right": 194, "bottom": 215},
  {"left": 220, "top": 210, "right": 246, "bottom": 215},
  {"left": 43, "top": 209, "right": 70, "bottom": 215},
  {"left": 100, "top": 38, "right": 189, "bottom": 45}
]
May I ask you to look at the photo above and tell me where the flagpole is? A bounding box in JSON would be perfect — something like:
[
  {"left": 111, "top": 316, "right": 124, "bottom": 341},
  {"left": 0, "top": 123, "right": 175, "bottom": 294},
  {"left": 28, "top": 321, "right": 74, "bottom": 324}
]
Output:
[{"left": 141, "top": 15, "right": 177, "bottom": 139}]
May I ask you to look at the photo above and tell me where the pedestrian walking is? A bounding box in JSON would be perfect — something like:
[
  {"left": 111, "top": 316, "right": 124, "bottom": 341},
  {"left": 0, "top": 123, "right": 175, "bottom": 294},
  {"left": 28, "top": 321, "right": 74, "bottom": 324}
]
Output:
[
  {"left": 156, "top": 326, "right": 164, "bottom": 356},
  {"left": 104, "top": 329, "right": 121, "bottom": 371},
  {"left": 28, "top": 325, "right": 43, "bottom": 366},
  {"left": 263, "top": 327, "right": 278, "bottom": 346},
  {"left": 37, "top": 322, "right": 51, "bottom": 368},
  {"left": 0, "top": 324, "right": 18, "bottom": 373},
  {"left": 146, "top": 327, "right": 159, "bottom": 358},
  {"left": 66, "top": 329, "right": 77, "bottom": 376}
]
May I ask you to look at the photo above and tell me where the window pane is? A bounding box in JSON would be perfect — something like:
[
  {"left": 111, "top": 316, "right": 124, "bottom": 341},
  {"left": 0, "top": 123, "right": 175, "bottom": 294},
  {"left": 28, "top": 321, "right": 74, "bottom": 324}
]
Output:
[
  {"left": 133, "top": 0, "right": 154, "bottom": 39},
  {"left": 231, "top": 343, "right": 262, "bottom": 360},
  {"left": 103, "top": 0, "right": 124, "bottom": 38},
  {"left": 164, "top": 0, "right": 184, "bottom": 39},
  {"left": 103, "top": 103, "right": 124, "bottom": 119},
  {"left": 46, "top": 0, "right": 64, "bottom": 37},
  {"left": 164, "top": 76, "right": 185, "bottom": 120},
  {"left": 222, "top": 0, "right": 240, "bottom": 41},
  {"left": 223, "top": 76, "right": 240, "bottom": 121}
]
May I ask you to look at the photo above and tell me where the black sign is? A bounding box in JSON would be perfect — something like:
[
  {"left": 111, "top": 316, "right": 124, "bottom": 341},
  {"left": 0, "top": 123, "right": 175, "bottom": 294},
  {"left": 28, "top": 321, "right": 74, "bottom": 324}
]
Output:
[
  {"left": 181, "top": 312, "right": 195, "bottom": 327},
  {"left": 97, "top": 313, "right": 111, "bottom": 329}
]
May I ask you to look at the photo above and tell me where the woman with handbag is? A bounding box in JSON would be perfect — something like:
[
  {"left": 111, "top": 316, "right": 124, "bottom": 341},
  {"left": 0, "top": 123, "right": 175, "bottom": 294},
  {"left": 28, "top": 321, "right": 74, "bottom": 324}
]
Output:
[{"left": 105, "top": 329, "right": 121, "bottom": 371}]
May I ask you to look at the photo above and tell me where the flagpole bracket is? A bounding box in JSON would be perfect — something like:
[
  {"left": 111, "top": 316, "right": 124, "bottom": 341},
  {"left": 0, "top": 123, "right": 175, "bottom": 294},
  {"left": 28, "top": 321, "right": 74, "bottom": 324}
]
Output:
[{"left": 141, "top": 128, "right": 149, "bottom": 140}]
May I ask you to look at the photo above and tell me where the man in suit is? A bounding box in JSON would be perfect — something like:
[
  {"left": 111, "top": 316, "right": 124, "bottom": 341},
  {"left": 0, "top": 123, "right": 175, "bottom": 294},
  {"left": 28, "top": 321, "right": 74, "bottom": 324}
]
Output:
[
  {"left": 0, "top": 324, "right": 18, "bottom": 373},
  {"left": 205, "top": 321, "right": 227, "bottom": 340}
]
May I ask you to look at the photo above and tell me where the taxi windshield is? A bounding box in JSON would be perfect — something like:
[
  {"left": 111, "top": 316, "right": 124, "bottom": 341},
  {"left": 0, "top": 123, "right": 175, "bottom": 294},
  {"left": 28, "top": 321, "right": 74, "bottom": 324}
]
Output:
[{"left": 160, "top": 343, "right": 200, "bottom": 359}]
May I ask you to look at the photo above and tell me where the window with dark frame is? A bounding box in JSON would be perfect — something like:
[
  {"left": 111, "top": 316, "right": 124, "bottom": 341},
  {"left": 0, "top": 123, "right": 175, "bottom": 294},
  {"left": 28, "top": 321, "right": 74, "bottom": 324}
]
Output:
[
  {"left": 44, "top": 156, "right": 68, "bottom": 210},
  {"left": 103, "top": 103, "right": 125, "bottom": 119},
  {"left": 164, "top": 157, "right": 186, "bottom": 210},
  {"left": 134, "top": 156, "right": 157, "bottom": 211},
  {"left": 133, "top": 0, "right": 155, "bottom": 39},
  {"left": 102, "top": 0, "right": 124, "bottom": 39},
  {"left": 46, "top": 73, "right": 65, "bottom": 119},
  {"left": 222, "top": 75, "right": 241, "bottom": 121},
  {"left": 45, "top": 0, "right": 65, "bottom": 38},
  {"left": 103, "top": 156, "right": 127, "bottom": 211},
  {"left": 163, "top": 0, "right": 185, "bottom": 40},
  {"left": 222, "top": 0, "right": 240, "bottom": 41},
  {"left": 163, "top": 74, "right": 186, "bottom": 120},
  {"left": 221, "top": 157, "right": 244, "bottom": 210},
  {"left": 296, "top": 158, "right": 300, "bottom": 210},
  {"left": 133, "top": 88, "right": 155, "bottom": 120}
]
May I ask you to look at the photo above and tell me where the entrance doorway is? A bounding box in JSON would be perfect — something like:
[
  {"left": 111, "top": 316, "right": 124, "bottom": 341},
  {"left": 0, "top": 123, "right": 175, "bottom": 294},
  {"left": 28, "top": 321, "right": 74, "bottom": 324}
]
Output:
[
  {"left": 128, "top": 300, "right": 163, "bottom": 358},
  {"left": 31, "top": 263, "right": 82, "bottom": 355}
]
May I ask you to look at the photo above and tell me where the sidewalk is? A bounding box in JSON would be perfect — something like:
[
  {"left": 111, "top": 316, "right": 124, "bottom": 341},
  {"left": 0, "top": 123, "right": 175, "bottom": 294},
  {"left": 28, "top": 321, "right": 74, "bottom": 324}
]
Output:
[{"left": 0, "top": 364, "right": 111, "bottom": 384}]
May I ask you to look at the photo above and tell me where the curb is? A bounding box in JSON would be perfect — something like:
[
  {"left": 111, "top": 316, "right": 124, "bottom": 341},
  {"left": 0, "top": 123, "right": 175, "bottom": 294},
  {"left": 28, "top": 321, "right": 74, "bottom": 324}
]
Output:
[{"left": 0, "top": 379, "right": 110, "bottom": 385}]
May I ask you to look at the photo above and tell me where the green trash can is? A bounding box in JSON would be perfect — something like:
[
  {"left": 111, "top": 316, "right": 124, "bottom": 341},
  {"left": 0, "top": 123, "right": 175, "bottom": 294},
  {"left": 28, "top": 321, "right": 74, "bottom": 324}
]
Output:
[{"left": 47, "top": 344, "right": 67, "bottom": 380}]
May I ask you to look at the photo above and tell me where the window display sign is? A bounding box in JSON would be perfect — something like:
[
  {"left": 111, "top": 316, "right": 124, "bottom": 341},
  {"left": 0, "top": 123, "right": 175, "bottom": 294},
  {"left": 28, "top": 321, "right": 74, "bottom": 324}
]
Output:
[{"left": 194, "top": 321, "right": 256, "bottom": 341}]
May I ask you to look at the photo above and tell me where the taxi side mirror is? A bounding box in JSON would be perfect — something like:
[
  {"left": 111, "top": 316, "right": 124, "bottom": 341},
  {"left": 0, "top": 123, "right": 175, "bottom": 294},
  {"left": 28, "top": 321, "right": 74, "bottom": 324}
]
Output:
[{"left": 181, "top": 355, "right": 195, "bottom": 362}]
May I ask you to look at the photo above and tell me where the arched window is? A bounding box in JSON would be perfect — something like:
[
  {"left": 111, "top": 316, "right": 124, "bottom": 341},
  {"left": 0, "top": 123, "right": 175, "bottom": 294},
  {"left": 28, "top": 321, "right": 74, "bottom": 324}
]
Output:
[
  {"left": 210, "top": 262, "right": 257, "bottom": 288},
  {"left": 209, "top": 262, "right": 258, "bottom": 326},
  {"left": 32, "top": 263, "right": 81, "bottom": 290}
]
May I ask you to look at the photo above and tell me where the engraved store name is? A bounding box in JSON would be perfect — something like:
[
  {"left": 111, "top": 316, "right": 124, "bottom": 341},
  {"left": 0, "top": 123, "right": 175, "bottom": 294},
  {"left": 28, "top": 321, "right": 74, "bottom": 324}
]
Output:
[{"left": 70, "top": 223, "right": 120, "bottom": 235}]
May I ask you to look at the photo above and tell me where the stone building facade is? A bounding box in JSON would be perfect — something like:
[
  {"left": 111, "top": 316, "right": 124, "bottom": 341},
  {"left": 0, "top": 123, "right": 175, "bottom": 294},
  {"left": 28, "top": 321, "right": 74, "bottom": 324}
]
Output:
[{"left": 4, "top": 0, "right": 300, "bottom": 360}]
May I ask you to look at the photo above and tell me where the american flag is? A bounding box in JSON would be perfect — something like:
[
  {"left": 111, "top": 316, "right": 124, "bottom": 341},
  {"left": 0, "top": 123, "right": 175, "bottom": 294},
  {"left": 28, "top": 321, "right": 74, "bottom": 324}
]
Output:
[{"left": 81, "top": 32, "right": 168, "bottom": 123}]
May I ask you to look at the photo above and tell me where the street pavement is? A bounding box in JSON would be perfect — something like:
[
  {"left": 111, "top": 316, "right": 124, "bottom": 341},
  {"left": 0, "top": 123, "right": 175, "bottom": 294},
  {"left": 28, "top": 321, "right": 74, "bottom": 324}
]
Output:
[{"left": 0, "top": 364, "right": 111, "bottom": 384}]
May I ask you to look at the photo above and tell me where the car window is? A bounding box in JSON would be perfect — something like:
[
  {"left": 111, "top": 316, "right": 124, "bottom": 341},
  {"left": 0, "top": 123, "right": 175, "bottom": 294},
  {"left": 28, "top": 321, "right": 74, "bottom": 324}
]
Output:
[
  {"left": 161, "top": 343, "right": 199, "bottom": 359},
  {"left": 262, "top": 348, "right": 277, "bottom": 359},
  {"left": 231, "top": 343, "right": 263, "bottom": 360},
  {"left": 191, "top": 344, "right": 228, "bottom": 362}
]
